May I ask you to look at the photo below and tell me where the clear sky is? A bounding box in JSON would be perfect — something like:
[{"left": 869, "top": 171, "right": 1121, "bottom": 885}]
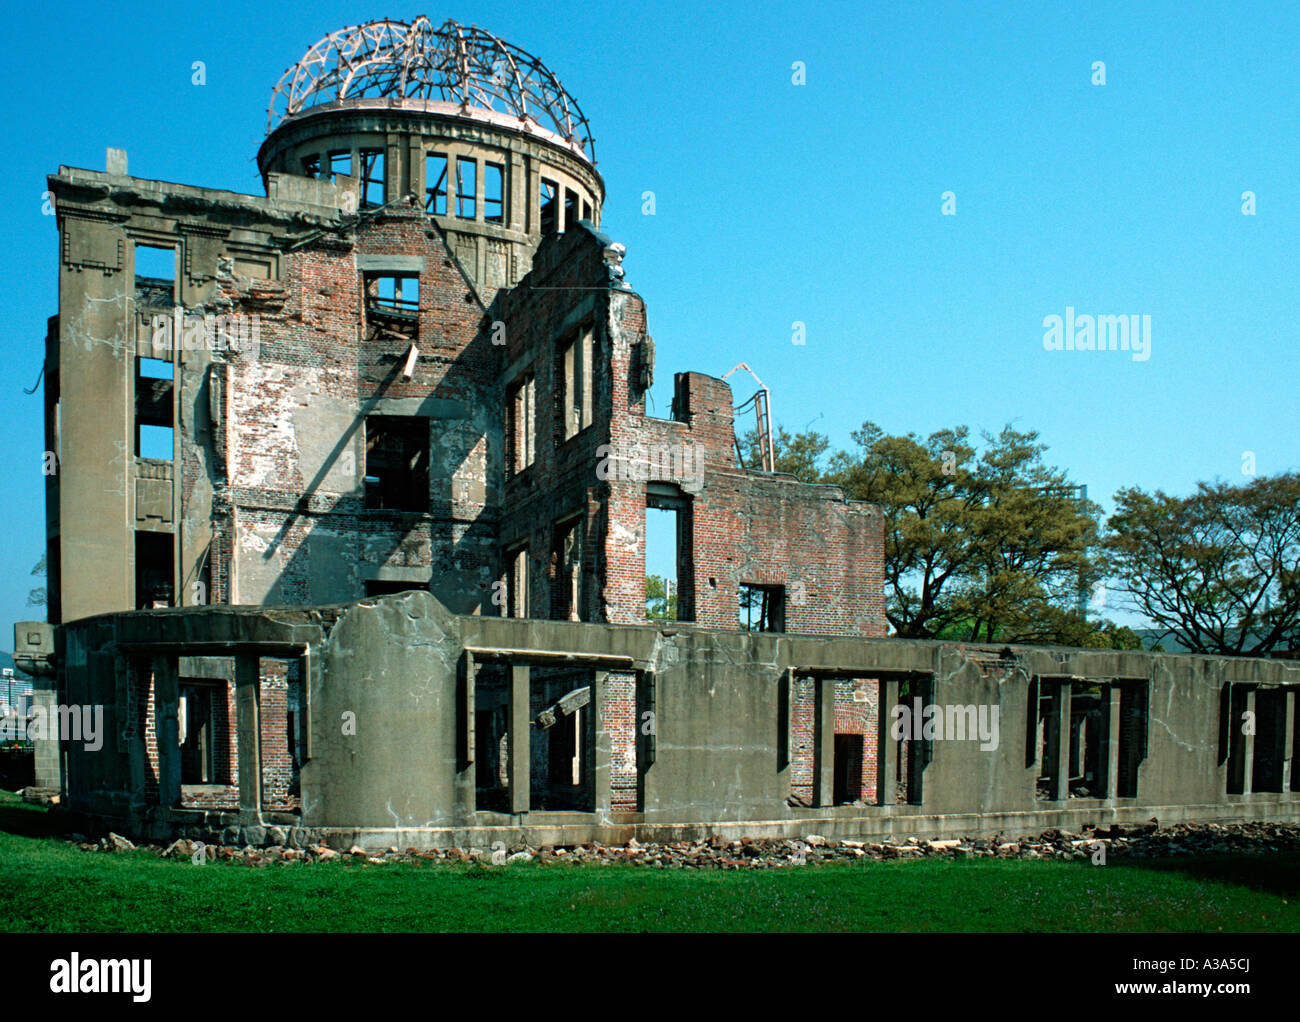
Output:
[{"left": 2, "top": 0, "right": 1296, "bottom": 638}]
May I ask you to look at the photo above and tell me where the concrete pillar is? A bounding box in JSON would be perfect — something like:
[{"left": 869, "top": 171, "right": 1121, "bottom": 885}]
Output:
[
  {"left": 509, "top": 152, "right": 526, "bottom": 234},
  {"left": 1102, "top": 684, "right": 1121, "bottom": 800},
  {"left": 813, "top": 677, "right": 836, "bottom": 807},
  {"left": 30, "top": 673, "right": 62, "bottom": 790},
  {"left": 876, "top": 678, "right": 899, "bottom": 806},
  {"left": 1242, "top": 687, "right": 1256, "bottom": 795},
  {"left": 1048, "top": 681, "right": 1072, "bottom": 800},
  {"left": 509, "top": 664, "right": 530, "bottom": 814},
  {"left": 594, "top": 671, "right": 610, "bottom": 816},
  {"left": 234, "top": 654, "right": 261, "bottom": 823},
  {"left": 527, "top": 162, "right": 540, "bottom": 239},
  {"left": 408, "top": 138, "right": 422, "bottom": 199},
  {"left": 1282, "top": 688, "right": 1296, "bottom": 794},
  {"left": 153, "top": 656, "right": 181, "bottom": 808}
]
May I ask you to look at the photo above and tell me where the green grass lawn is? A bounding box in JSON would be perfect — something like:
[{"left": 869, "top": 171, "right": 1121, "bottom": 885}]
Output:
[{"left": 2, "top": 794, "right": 1295, "bottom": 932}]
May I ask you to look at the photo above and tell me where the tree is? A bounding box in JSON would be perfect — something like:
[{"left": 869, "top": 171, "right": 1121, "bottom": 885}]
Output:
[
  {"left": 1104, "top": 473, "right": 1300, "bottom": 655},
  {"left": 645, "top": 574, "right": 678, "bottom": 621},
  {"left": 827, "top": 422, "right": 1106, "bottom": 643},
  {"left": 26, "top": 553, "right": 46, "bottom": 608},
  {"left": 738, "top": 425, "right": 829, "bottom": 482}
]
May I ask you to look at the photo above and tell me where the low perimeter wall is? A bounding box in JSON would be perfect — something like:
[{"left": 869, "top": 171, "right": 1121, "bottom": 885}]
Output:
[{"left": 40, "top": 592, "right": 1300, "bottom": 849}]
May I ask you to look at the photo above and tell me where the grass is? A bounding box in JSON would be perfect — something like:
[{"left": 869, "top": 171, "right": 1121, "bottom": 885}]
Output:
[{"left": 2, "top": 793, "right": 1296, "bottom": 933}]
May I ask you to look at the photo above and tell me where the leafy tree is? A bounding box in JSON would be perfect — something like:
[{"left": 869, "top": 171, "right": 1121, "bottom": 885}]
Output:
[
  {"left": 738, "top": 425, "right": 829, "bottom": 482},
  {"left": 645, "top": 574, "right": 678, "bottom": 621},
  {"left": 1104, "top": 473, "right": 1300, "bottom": 655},
  {"left": 826, "top": 422, "right": 1105, "bottom": 643}
]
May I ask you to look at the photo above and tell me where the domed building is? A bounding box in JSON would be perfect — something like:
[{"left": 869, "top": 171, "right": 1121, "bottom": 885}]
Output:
[
  {"left": 27, "top": 20, "right": 1293, "bottom": 851},
  {"left": 32, "top": 18, "right": 992, "bottom": 846}
]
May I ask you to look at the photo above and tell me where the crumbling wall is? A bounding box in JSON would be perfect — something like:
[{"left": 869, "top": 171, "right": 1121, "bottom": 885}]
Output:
[{"left": 216, "top": 209, "right": 500, "bottom": 613}]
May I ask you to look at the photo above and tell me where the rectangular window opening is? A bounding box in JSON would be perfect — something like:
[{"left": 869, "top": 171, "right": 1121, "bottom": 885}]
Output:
[
  {"left": 135, "top": 530, "right": 173, "bottom": 609},
  {"left": 456, "top": 157, "right": 477, "bottom": 218},
  {"left": 363, "top": 273, "right": 420, "bottom": 340},
  {"left": 645, "top": 485, "right": 692, "bottom": 622},
  {"left": 137, "top": 424, "right": 174, "bottom": 461},
  {"left": 138, "top": 357, "right": 174, "bottom": 381},
  {"left": 896, "top": 676, "right": 931, "bottom": 805},
  {"left": 134, "top": 243, "right": 175, "bottom": 308},
  {"left": 179, "top": 681, "right": 229, "bottom": 785},
  {"left": 531, "top": 667, "right": 595, "bottom": 812},
  {"left": 739, "top": 584, "right": 785, "bottom": 632},
  {"left": 474, "top": 664, "right": 510, "bottom": 812},
  {"left": 1252, "top": 687, "right": 1286, "bottom": 794},
  {"left": 833, "top": 733, "right": 864, "bottom": 806},
  {"left": 364, "top": 415, "right": 429, "bottom": 512},
  {"left": 508, "top": 373, "right": 536, "bottom": 473},
  {"left": 135, "top": 356, "right": 174, "bottom": 460},
  {"left": 301, "top": 154, "right": 321, "bottom": 178},
  {"left": 551, "top": 517, "right": 584, "bottom": 621},
  {"left": 425, "top": 153, "right": 448, "bottom": 215},
  {"left": 359, "top": 149, "right": 385, "bottom": 209},
  {"left": 484, "top": 162, "right": 504, "bottom": 223},
  {"left": 1116, "top": 681, "right": 1148, "bottom": 799},
  {"left": 506, "top": 545, "right": 529, "bottom": 618},
  {"left": 559, "top": 326, "right": 594, "bottom": 440},
  {"left": 1068, "top": 681, "right": 1104, "bottom": 798},
  {"left": 328, "top": 151, "right": 351, "bottom": 182},
  {"left": 540, "top": 178, "right": 558, "bottom": 234},
  {"left": 564, "top": 189, "right": 579, "bottom": 232}
]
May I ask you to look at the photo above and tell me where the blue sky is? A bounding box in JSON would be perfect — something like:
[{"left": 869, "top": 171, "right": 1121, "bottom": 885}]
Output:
[{"left": 2, "top": 0, "right": 1296, "bottom": 637}]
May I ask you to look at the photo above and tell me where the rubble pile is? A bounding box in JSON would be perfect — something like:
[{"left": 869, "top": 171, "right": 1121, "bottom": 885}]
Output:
[{"left": 66, "top": 820, "right": 1300, "bottom": 869}]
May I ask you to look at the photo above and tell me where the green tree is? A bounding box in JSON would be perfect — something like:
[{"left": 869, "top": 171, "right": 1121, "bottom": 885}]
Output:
[
  {"left": 645, "top": 574, "right": 678, "bottom": 621},
  {"left": 1104, "top": 473, "right": 1300, "bottom": 655},
  {"left": 827, "top": 422, "right": 1106, "bottom": 643},
  {"left": 738, "top": 425, "right": 829, "bottom": 482}
]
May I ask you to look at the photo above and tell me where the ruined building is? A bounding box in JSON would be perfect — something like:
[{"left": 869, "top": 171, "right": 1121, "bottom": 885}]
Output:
[
  {"left": 41, "top": 16, "right": 882, "bottom": 636},
  {"left": 17, "top": 18, "right": 1297, "bottom": 847}
]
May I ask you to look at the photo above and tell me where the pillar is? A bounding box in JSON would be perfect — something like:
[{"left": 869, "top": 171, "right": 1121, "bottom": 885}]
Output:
[
  {"left": 509, "top": 664, "right": 530, "bottom": 814},
  {"left": 1102, "top": 683, "right": 1121, "bottom": 799},
  {"left": 876, "top": 678, "right": 899, "bottom": 806},
  {"left": 153, "top": 655, "right": 181, "bottom": 808},
  {"left": 1242, "top": 687, "right": 1256, "bottom": 795},
  {"left": 594, "top": 670, "right": 610, "bottom": 815},
  {"left": 1048, "top": 680, "right": 1072, "bottom": 800},
  {"left": 813, "top": 676, "right": 836, "bottom": 807},
  {"left": 1282, "top": 688, "right": 1296, "bottom": 793},
  {"left": 234, "top": 654, "right": 261, "bottom": 823}
]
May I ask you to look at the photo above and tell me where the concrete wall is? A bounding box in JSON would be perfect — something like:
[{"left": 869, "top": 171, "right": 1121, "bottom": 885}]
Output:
[{"left": 47, "top": 593, "right": 1300, "bottom": 849}]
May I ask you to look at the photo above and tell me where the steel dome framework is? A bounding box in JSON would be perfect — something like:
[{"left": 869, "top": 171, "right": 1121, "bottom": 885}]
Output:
[{"left": 267, "top": 16, "right": 595, "bottom": 161}]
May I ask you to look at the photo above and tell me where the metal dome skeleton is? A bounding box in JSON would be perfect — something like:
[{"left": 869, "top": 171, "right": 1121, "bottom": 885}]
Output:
[{"left": 267, "top": 16, "right": 595, "bottom": 161}]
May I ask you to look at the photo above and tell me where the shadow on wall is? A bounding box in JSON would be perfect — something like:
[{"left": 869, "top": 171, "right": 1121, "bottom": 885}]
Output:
[{"left": 249, "top": 227, "right": 498, "bottom": 614}]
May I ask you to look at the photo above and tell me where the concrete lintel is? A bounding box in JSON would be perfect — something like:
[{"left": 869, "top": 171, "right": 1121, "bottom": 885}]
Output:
[
  {"left": 365, "top": 396, "right": 470, "bottom": 419},
  {"left": 354, "top": 253, "right": 426, "bottom": 272},
  {"left": 465, "top": 645, "right": 636, "bottom": 668}
]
